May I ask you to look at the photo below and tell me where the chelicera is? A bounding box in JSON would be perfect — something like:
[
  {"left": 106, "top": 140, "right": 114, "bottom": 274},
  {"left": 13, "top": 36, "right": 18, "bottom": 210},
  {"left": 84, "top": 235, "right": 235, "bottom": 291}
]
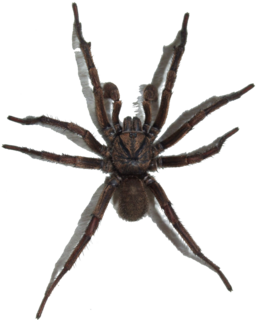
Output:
[{"left": 3, "top": 3, "right": 254, "bottom": 318}]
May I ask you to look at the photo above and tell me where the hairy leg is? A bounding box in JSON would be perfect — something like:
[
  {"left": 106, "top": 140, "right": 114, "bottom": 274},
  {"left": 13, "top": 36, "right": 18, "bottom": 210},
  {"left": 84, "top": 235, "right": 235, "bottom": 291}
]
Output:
[
  {"left": 112, "top": 100, "right": 122, "bottom": 132},
  {"left": 154, "top": 84, "right": 254, "bottom": 155},
  {"left": 103, "top": 82, "right": 122, "bottom": 133},
  {"left": 144, "top": 175, "right": 232, "bottom": 291},
  {"left": 3, "top": 144, "right": 113, "bottom": 172},
  {"left": 154, "top": 127, "right": 238, "bottom": 168},
  {"left": 149, "top": 13, "right": 189, "bottom": 138},
  {"left": 8, "top": 115, "right": 110, "bottom": 157},
  {"left": 72, "top": 3, "right": 115, "bottom": 140},
  {"left": 143, "top": 100, "right": 152, "bottom": 132},
  {"left": 36, "top": 175, "right": 121, "bottom": 318}
]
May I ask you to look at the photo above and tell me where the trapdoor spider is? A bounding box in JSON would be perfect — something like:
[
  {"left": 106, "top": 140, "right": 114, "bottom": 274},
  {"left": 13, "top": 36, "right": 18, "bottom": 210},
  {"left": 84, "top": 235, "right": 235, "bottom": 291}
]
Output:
[{"left": 3, "top": 3, "right": 254, "bottom": 319}]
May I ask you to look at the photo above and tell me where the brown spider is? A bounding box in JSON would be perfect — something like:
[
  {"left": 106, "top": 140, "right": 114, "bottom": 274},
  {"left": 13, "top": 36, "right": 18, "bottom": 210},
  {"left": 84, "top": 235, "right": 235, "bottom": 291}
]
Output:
[{"left": 3, "top": 3, "right": 254, "bottom": 319}]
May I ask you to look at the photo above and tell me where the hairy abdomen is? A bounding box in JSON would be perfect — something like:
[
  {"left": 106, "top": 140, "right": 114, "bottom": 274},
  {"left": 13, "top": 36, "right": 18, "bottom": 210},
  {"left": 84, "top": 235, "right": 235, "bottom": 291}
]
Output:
[{"left": 116, "top": 178, "right": 149, "bottom": 221}]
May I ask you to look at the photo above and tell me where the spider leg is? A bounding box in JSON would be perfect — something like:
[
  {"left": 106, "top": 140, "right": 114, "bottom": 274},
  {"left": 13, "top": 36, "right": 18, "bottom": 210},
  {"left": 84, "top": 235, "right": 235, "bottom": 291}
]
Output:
[
  {"left": 7, "top": 115, "right": 110, "bottom": 157},
  {"left": 149, "top": 13, "right": 189, "bottom": 138},
  {"left": 112, "top": 100, "right": 122, "bottom": 132},
  {"left": 103, "top": 82, "right": 122, "bottom": 132},
  {"left": 36, "top": 175, "right": 121, "bottom": 319},
  {"left": 154, "top": 127, "right": 238, "bottom": 168},
  {"left": 144, "top": 175, "right": 232, "bottom": 291},
  {"left": 72, "top": 3, "right": 115, "bottom": 140},
  {"left": 154, "top": 84, "right": 254, "bottom": 155},
  {"left": 2, "top": 144, "right": 113, "bottom": 172},
  {"left": 143, "top": 100, "right": 152, "bottom": 131}
]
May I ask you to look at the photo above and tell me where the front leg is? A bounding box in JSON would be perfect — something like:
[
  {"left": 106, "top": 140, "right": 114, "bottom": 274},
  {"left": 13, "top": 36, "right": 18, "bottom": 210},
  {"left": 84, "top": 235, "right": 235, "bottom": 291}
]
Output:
[
  {"left": 72, "top": 3, "right": 115, "bottom": 140},
  {"left": 144, "top": 175, "right": 232, "bottom": 291},
  {"left": 154, "top": 84, "right": 254, "bottom": 155},
  {"left": 149, "top": 13, "right": 189, "bottom": 138},
  {"left": 36, "top": 175, "right": 121, "bottom": 318}
]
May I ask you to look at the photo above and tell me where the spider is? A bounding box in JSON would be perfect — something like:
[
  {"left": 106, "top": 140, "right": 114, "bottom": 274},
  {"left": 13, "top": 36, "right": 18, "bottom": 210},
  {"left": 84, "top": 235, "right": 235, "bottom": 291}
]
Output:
[{"left": 3, "top": 3, "right": 254, "bottom": 319}]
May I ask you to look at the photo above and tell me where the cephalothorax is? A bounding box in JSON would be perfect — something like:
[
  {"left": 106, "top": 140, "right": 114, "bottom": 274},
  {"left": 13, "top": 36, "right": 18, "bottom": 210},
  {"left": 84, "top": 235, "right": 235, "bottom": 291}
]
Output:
[{"left": 3, "top": 3, "right": 254, "bottom": 318}]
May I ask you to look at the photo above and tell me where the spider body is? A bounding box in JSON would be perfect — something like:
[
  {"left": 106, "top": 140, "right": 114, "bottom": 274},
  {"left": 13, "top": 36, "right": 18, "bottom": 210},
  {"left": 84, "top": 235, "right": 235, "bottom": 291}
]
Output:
[
  {"left": 3, "top": 3, "right": 254, "bottom": 319},
  {"left": 110, "top": 117, "right": 153, "bottom": 220}
]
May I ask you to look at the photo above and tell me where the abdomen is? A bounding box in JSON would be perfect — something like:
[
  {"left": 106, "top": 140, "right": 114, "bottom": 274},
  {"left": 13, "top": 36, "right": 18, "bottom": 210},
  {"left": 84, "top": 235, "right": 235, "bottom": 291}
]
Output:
[{"left": 115, "top": 178, "right": 149, "bottom": 221}]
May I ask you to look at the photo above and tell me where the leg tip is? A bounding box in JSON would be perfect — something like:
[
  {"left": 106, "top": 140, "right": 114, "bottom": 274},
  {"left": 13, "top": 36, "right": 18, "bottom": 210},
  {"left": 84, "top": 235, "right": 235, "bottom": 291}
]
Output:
[{"left": 241, "top": 83, "right": 254, "bottom": 95}]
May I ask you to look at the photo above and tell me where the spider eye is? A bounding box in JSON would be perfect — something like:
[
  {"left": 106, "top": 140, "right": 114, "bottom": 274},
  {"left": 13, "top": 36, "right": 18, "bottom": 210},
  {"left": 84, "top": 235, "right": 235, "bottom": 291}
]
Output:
[{"left": 129, "top": 132, "right": 137, "bottom": 138}]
